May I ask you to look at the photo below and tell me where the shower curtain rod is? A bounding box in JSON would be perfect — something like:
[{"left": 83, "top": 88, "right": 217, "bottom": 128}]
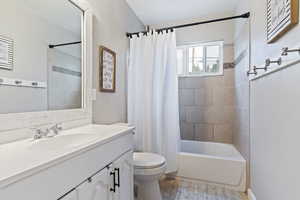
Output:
[
  {"left": 49, "top": 41, "right": 81, "bottom": 49},
  {"left": 126, "top": 12, "right": 250, "bottom": 38}
]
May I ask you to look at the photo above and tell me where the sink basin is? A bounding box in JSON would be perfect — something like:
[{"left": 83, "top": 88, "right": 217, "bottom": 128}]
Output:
[{"left": 27, "top": 134, "right": 101, "bottom": 151}]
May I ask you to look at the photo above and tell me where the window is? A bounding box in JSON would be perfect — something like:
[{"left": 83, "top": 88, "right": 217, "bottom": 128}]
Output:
[{"left": 177, "top": 41, "right": 224, "bottom": 77}]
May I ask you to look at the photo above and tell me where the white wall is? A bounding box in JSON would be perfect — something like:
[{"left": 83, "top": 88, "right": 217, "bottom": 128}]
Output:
[
  {"left": 250, "top": 62, "right": 300, "bottom": 200},
  {"left": 249, "top": 0, "right": 300, "bottom": 199},
  {"left": 250, "top": 0, "right": 300, "bottom": 66},
  {"left": 234, "top": 0, "right": 300, "bottom": 199},
  {"left": 88, "top": 0, "right": 144, "bottom": 124}
]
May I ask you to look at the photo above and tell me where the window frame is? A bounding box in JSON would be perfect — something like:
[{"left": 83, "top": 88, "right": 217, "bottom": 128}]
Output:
[{"left": 177, "top": 40, "right": 224, "bottom": 77}]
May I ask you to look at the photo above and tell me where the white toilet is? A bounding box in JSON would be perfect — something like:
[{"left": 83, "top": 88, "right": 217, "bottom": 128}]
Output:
[{"left": 133, "top": 152, "right": 166, "bottom": 200}]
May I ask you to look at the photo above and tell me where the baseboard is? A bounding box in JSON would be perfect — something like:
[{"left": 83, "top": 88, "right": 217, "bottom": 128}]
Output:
[{"left": 248, "top": 189, "right": 256, "bottom": 200}]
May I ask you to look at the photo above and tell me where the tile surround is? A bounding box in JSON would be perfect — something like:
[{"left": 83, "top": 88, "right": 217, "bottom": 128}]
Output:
[
  {"left": 180, "top": 122, "right": 195, "bottom": 140},
  {"left": 194, "top": 124, "right": 214, "bottom": 141},
  {"left": 195, "top": 88, "right": 213, "bottom": 106},
  {"left": 179, "top": 69, "right": 235, "bottom": 143},
  {"left": 214, "top": 124, "right": 233, "bottom": 143}
]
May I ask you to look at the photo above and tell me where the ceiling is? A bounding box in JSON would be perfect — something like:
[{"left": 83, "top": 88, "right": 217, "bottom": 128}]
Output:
[{"left": 126, "top": 0, "right": 239, "bottom": 25}]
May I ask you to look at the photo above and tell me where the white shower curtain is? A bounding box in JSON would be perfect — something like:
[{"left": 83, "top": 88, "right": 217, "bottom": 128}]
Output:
[{"left": 127, "top": 31, "right": 180, "bottom": 173}]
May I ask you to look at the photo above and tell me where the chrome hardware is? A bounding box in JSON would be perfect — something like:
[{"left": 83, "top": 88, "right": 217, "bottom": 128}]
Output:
[
  {"left": 247, "top": 69, "right": 257, "bottom": 76},
  {"left": 110, "top": 171, "right": 117, "bottom": 192},
  {"left": 0, "top": 78, "right": 3, "bottom": 83},
  {"left": 32, "top": 128, "right": 50, "bottom": 140},
  {"left": 282, "top": 47, "right": 300, "bottom": 56},
  {"left": 32, "top": 124, "right": 63, "bottom": 140},
  {"left": 15, "top": 80, "right": 22, "bottom": 85},
  {"left": 115, "top": 168, "right": 120, "bottom": 188},
  {"left": 49, "top": 123, "right": 63, "bottom": 136},
  {"left": 31, "top": 82, "right": 38, "bottom": 86},
  {"left": 253, "top": 66, "right": 268, "bottom": 71},
  {"left": 265, "top": 57, "right": 282, "bottom": 67},
  {"left": 110, "top": 168, "right": 120, "bottom": 193}
]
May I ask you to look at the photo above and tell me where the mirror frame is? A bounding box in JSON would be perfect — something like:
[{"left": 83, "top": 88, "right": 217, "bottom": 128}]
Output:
[{"left": 0, "top": 0, "right": 93, "bottom": 139}]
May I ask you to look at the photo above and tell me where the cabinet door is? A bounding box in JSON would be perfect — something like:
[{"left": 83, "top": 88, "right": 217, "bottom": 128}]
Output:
[
  {"left": 77, "top": 168, "right": 112, "bottom": 200},
  {"left": 112, "top": 151, "right": 134, "bottom": 200},
  {"left": 59, "top": 190, "right": 78, "bottom": 200}
]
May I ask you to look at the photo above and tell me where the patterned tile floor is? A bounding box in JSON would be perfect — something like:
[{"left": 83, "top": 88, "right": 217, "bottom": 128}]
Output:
[{"left": 159, "top": 177, "right": 248, "bottom": 200}]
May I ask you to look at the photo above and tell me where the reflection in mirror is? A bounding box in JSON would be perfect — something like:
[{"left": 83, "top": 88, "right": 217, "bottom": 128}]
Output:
[{"left": 0, "top": 0, "right": 83, "bottom": 114}]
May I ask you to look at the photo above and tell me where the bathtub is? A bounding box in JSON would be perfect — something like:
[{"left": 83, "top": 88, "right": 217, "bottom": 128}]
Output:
[{"left": 176, "top": 140, "right": 246, "bottom": 192}]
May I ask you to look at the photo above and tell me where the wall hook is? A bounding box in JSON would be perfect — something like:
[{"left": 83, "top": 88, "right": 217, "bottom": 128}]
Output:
[
  {"left": 265, "top": 57, "right": 282, "bottom": 67},
  {"left": 281, "top": 47, "right": 300, "bottom": 56},
  {"left": 253, "top": 66, "right": 268, "bottom": 71},
  {"left": 247, "top": 69, "right": 257, "bottom": 76}
]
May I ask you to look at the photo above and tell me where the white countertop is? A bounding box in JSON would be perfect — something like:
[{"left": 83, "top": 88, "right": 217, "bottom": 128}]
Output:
[{"left": 0, "top": 124, "right": 134, "bottom": 188}]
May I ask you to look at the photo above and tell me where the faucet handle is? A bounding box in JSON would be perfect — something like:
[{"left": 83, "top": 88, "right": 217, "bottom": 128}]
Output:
[
  {"left": 56, "top": 123, "right": 63, "bottom": 130},
  {"left": 31, "top": 127, "right": 45, "bottom": 140},
  {"left": 48, "top": 123, "right": 63, "bottom": 136},
  {"left": 55, "top": 123, "right": 63, "bottom": 130}
]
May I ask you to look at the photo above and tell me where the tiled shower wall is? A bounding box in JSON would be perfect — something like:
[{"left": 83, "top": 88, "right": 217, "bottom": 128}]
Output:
[{"left": 179, "top": 68, "right": 235, "bottom": 143}]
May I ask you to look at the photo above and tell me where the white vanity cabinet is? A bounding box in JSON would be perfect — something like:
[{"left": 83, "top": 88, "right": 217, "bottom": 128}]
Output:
[
  {"left": 61, "top": 151, "right": 133, "bottom": 200},
  {"left": 0, "top": 126, "right": 134, "bottom": 200}
]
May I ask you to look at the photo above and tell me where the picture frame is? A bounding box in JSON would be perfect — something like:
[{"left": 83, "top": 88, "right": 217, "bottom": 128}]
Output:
[
  {"left": 0, "top": 36, "right": 13, "bottom": 70},
  {"left": 267, "top": 0, "right": 299, "bottom": 43},
  {"left": 99, "top": 46, "right": 116, "bottom": 92}
]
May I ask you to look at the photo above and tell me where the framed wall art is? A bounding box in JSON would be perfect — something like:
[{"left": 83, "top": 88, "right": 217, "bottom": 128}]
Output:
[
  {"left": 267, "top": 0, "right": 299, "bottom": 43},
  {"left": 99, "top": 46, "right": 116, "bottom": 92},
  {"left": 0, "top": 35, "right": 13, "bottom": 70}
]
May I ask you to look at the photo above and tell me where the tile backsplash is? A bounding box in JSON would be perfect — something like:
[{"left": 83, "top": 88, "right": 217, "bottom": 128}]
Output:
[{"left": 179, "top": 69, "right": 235, "bottom": 143}]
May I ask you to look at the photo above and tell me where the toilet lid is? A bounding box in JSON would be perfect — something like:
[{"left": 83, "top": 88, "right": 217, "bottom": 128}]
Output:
[{"left": 133, "top": 152, "right": 166, "bottom": 169}]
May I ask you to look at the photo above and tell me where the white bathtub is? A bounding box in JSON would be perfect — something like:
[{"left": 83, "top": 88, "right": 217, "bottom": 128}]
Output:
[{"left": 177, "top": 140, "right": 246, "bottom": 192}]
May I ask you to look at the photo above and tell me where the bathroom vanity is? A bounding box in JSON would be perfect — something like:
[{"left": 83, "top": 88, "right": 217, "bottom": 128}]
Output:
[{"left": 0, "top": 124, "right": 135, "bottom": 200}]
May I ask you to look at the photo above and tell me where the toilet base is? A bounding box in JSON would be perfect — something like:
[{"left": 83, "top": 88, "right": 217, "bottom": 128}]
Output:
[{"left": 136, "top": 179, "right": 162, "bottom": 200}]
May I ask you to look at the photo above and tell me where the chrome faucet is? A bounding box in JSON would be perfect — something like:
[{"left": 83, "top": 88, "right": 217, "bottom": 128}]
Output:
[{"left": 32, "top": 123, "right": 63, "bottom": 140}]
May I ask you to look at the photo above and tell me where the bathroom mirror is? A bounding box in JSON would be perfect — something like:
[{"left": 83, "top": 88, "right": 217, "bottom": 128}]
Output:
[{"left": 0, "top": 0, "right": 84, "bottom": 114}]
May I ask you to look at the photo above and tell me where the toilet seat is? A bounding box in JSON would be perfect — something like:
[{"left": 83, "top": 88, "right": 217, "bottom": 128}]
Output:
[{"left": 133, "top": 152, "right": 166, "bottom": 169}]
